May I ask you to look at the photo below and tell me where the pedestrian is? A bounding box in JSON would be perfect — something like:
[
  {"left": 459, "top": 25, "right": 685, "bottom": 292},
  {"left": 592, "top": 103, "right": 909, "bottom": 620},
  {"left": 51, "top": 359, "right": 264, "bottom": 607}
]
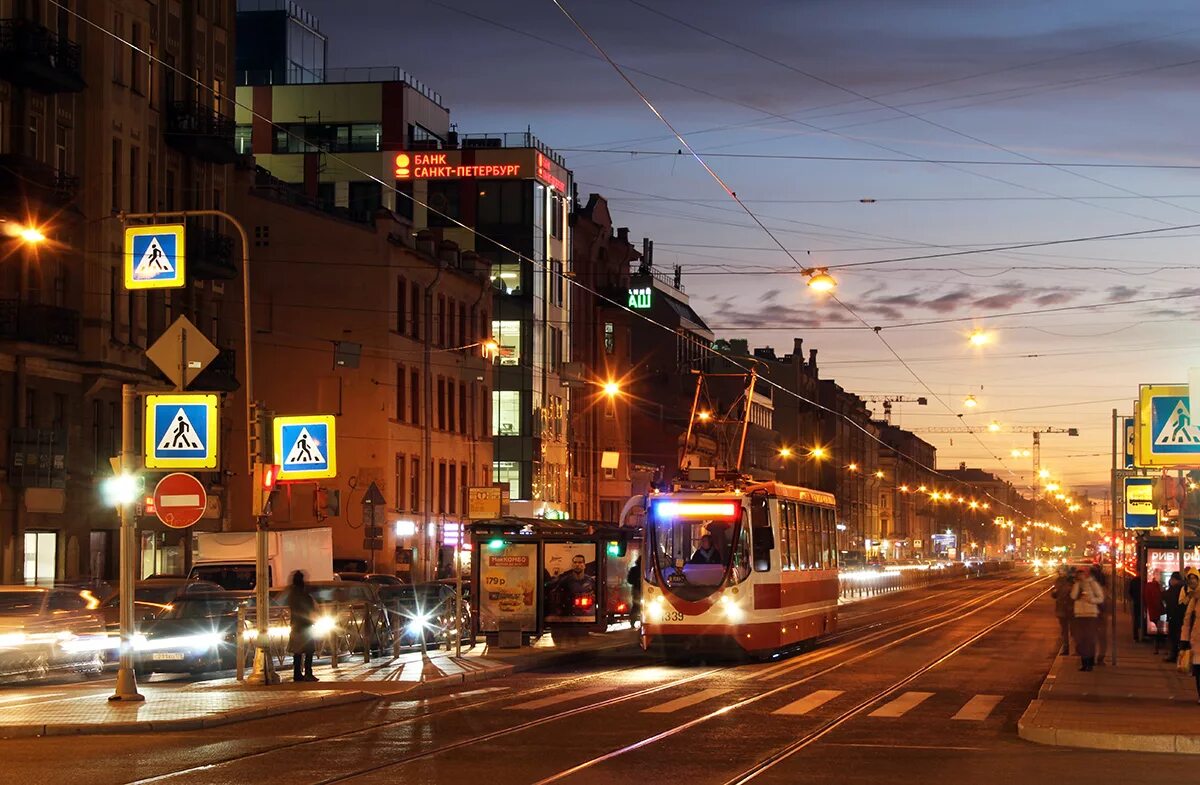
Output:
[
  {"left": 287, "top": 570, "right": 319, "bottom": 682},
  {"left": 1143, "top": 570, "right": 1165, "bottom": 654},
  {"left": 627, "top": 555, "right": 642, "bottom": 628},
  {"left": 1050, "top": 565, "right": 1074, "bottom": 656},
  {"left": 1092, "top": 564, "right": 1111, "bottom": 665},
  {"left": 1070, "top": 565, "right": 1104, "bottom": 671},
  {"left": 1165, "top": 571, "right": 1187, "bottom": 663},
  {"left": 1127, "top": 571, "right": 1143, "bottom": 642},
  {"left": 1180, "top": 577, "right": 1200, "bottom": 703}
]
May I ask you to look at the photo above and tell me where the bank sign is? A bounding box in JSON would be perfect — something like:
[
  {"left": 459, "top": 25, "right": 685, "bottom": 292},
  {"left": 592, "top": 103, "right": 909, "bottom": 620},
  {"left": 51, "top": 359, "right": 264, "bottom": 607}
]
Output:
[{"left": 393, "top": 149, "right": 569, "bottom": 192}]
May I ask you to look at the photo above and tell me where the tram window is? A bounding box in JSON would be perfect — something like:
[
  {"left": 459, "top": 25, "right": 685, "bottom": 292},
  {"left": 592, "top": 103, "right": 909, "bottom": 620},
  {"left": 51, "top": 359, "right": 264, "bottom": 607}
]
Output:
[
  {"left": 823, "top": 508, "right": 836, "bottom": 568},
  {"left": 802, "top": 506, "right": 815, "bottom": 569},
  {"left": 778, "top": 501, "right": 791, "bottom": 570},
  {"left": 751, "top": 495, "right": 773, "bottom": 572},
  {"left": 785, "top": 501, "right": 797, "bottom": 571}
]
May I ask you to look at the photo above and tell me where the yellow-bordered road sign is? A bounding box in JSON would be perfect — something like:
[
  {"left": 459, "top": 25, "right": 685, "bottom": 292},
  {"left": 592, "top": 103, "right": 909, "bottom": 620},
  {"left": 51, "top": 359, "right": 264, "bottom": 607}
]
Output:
[
  {"left": 1136, "top": 384, "right": 1200, "bottom": 468},
  {"left": 124, "top": 224, "right": 186, "bottom": 289},
  {"left": 145, "top": 393, "right": 219, "bottom": 469},
  {"left": 274, "top": 415, "right": 337, "bottom": 480}
]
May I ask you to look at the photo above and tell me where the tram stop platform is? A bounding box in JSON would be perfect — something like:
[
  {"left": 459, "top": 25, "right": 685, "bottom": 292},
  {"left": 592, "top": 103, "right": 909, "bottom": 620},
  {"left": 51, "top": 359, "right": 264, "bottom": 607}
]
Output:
[
  {"left": 1019, "top": 612, "right": 1200, "bottom": 754},
  {"left": 0, "top": 628, "right": 637, "bottom": 738}
]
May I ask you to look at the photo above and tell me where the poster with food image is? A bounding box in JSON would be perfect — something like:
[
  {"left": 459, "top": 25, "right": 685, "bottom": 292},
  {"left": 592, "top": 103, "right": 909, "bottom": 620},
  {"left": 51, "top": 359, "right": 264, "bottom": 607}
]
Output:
[
  {"left": 478, "top": 542, "right": 538, "bottom": 632},
  {"left": 543, "top": 542, "right": 598, "bottom": 623}
]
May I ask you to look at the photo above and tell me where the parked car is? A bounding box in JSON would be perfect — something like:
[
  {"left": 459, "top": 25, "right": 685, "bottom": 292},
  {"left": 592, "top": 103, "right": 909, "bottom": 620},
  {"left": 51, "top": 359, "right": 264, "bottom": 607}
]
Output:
[
  {"left": 132, "top": 592, "right": 251, "bottom": 675},
  {"left": 98, "top": 578, "right": 223, "bottom": 630},
  {"left": 379, "top": 583, "right": 473, "bottom": 650},
  {"left": 335, "top": 572, "right": 405, "bottom": 587},
  {"left": 0, "top": 586, "right": 106, "bottom": 680}
]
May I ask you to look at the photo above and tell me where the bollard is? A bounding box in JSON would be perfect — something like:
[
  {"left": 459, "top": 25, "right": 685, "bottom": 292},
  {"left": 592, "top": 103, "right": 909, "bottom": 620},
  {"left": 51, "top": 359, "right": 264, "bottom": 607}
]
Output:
[
  {"left": 236, "top": 603, "right": 247, "bottom": 682},
  {"left": 330, "top": 602, "right": 341, "bottom": 670},
  {"left": 362, "top": 603, "right": 370, "bottom": 665}
]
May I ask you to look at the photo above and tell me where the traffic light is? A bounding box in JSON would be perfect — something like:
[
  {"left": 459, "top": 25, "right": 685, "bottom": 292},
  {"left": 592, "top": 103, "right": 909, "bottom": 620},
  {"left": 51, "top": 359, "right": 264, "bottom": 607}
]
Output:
[
  {"left": 249, "top": 402, "right": 275, "bottom": 464},
  {"left": 252, "top": 463, "right": 282, "bottom": 517}
]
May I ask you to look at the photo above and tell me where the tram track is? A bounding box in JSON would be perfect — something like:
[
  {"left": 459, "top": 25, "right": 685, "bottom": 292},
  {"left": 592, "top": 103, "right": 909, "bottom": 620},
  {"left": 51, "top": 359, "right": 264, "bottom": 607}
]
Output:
[
  {"left": 118, "top": 572, "right": 1037, "bottom": 785},
  {"left": 308, "top": 573, "right": 1047, "bottom": 785}
]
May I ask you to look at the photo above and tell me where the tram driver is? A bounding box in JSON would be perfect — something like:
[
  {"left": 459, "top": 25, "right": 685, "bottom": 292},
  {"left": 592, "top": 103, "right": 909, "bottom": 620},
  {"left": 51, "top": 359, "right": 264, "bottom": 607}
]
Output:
[{"left": 690, "top": 534, "right": 723, "bottom": 565}]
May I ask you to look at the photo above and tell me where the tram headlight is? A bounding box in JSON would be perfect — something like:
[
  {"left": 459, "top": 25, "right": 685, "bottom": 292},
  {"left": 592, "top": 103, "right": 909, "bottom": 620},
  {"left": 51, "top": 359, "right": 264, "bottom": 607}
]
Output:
[
  {"left": 719, "top": 595, "right": 744, "bottom": 623},
  {"left": 647, "top": 595, "right": 666, "bottom": 622}
]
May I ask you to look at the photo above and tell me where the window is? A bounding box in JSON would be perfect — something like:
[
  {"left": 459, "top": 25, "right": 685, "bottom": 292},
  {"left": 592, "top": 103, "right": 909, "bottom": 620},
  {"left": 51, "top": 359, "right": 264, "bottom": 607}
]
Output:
[
  {"left": 447, "top": 299, "right": 456, "bottom": 347},
  {"left": 446, "top": 381, "right": 455, "bottom": 433},
  {"left": 437, "top": 295, "right": 446, "bottom": 347},
  {"left": 23, "top": 532, "right": 57, "bottom": 586},
  {"left": 489, "top": 253, "right": 522, "bottom": 295},
  {"left": 604, "top": 322, "right": 615, "bottom": 354},
  {"left": 410, "top": 282, "right": 421, "bottom": 340},
  {"left": 24, "top": 389, "right": 36, "bottom": 428},
  {"left": 92, "top": 400, "right": 102, "bottom": 469},
  {"left": 550, "top": 192, "right": 563, "bottom": 239},
  {"left": 436, "top": 377, "right": 446, "bottom": 430},
  {"left": 128, "top": 146, "right": 140, "bottom": 212},
  {"left": 109, "top": 267, "right": 119, "bottom": 341},
  {"left": 29, "top": 107, "right": 41, "bottom": 157},
  {"left": 458, "top": 383, "right": 467, "bottom": 435},
  {"left": 493, "top": 320, "right": 521, "bottom": 366},
  {"left": 549, "top": 260, "right": 563, "bottom": 306},
  {"left": 112, "top": 13, "right": 125, "bottom": 84},
  {"left": 347, "top": 181, "right": 382, "bottom": 216},
  {"left": 493, "top": 461, "right": 520, "bottom": 501},
  {"left": 107, "top": 402, "right": 118, "bottom": 466},
  {"left": 427, "top": 180, "right": 461, "bottom": 227},
  {"left": 54, "top": 126, "right": 67, "bottom": 173},
  {"left": 395, "top": 364, "right": 405, "bottom": 421},
  {"left": 51, "top": 393, "right": 66, "bottom": 430},
  {"left": 409, "top": 455, "right": 421, "bottom": 513},
  {"left": 396, "top": 278, "right": 407, "bottom": 335},
  {"left": 480, "top": 385, "right": 489, "bottom": 436},
  {"left": 110, "top": 139, "right": 121, "bottom": 212},
  {"left": 458, "top": 301, "right": 468, "bottom": 349},
  {"left": 448, "top": 463, "right": 457, "bottom": 515},
  {"left": 437, "top": 462, "right": 447, "bottom": 514},
  {"left": 547, "top": 326, "right": 562, "bottom": 373},
  {"left": 131, "top": 22, "right": 145, "bottom": 93},
  {"left": 409, "top": 369, "right": 420, "bottom": 425},
  {"left": 235, "top": 125, "right": 251, "bottom": 154},
  {"left": 394, "top": 454, "right": 406, "bottom": 511},
  {"left": 493, "top": 390, "right": 520, "bottom": 436}
]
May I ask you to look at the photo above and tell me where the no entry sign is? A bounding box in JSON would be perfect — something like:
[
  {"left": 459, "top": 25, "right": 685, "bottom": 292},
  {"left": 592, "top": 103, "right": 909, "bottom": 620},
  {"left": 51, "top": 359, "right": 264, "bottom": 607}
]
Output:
[{"left": 152, "top": 472, "right": 207, "bottom": 529}]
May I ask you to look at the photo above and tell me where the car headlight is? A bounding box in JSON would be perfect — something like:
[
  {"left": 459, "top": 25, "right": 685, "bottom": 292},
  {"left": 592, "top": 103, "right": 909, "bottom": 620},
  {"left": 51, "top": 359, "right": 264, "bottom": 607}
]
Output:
[
  {"left": 312, "top": 615, "right": 337, "bottom": 636},
  {"left": 0, "top": 632, "right": 27, "bottom": 648},
  {"left": 406, "top": 614, "right": 432, "bottom": 634}
]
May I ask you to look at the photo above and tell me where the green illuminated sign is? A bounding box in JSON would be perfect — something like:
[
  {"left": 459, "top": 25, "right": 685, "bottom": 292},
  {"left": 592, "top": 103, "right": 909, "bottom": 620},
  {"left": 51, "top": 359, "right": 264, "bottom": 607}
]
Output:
[{"left": 628, "top": 287, "right": 652, "bottom": 309}]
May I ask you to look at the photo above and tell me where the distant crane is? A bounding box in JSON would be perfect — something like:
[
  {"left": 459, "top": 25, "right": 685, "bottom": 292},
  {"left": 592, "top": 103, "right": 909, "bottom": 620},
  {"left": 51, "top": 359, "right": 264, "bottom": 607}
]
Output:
[
  {"left": 910, "top": 426, "right": 1079, "bottom": 491},
  {"left": 862, "top": 395, "right": 928, "bottom": 424}
]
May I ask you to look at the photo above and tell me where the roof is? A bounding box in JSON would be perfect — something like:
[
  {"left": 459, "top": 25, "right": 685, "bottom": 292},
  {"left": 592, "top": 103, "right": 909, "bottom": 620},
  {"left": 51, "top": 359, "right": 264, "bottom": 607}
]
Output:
[{"left": 666, "top": 296, "right": 713, "bottom": 338}]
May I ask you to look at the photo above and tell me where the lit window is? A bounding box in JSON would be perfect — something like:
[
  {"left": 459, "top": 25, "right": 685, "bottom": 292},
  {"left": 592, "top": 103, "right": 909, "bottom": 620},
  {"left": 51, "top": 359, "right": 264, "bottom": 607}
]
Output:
[
  {"left": 493, "top": 390, "right": 521, "bottom": 436},
  {"left": 492, "top": 320, "right": 521, "bottom": 366},
  {"left": 493, "top": 461, "right": 521, "bottom": 500}
]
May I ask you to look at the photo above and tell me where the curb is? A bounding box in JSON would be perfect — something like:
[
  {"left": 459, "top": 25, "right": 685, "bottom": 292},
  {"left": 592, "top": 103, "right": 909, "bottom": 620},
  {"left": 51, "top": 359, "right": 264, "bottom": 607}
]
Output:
[
  {"left": 1018, "top": 655, "right": 1200, "bottom": 754},
  {"left": 0, "top": 689, "right": 372, "bottom": 739}
]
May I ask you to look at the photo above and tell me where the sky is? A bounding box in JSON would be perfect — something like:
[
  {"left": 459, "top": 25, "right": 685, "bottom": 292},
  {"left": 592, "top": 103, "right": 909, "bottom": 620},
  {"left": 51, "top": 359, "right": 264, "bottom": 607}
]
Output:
[{"left": 300, "top": 0, "right": 1200, "bottom": 495}]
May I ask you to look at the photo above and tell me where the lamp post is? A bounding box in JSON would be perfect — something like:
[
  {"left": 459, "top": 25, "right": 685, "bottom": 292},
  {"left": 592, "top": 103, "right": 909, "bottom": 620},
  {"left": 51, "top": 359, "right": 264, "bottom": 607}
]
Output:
[{"left": 119, "top": 210, "right": 273, "bottom": 684}]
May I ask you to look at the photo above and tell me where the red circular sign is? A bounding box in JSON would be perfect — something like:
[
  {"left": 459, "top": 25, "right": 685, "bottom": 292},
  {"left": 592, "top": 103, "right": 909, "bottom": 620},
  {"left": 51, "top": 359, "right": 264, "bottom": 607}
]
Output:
[{"left": 152, "top": 472, "right": 208, "bottom": 529}]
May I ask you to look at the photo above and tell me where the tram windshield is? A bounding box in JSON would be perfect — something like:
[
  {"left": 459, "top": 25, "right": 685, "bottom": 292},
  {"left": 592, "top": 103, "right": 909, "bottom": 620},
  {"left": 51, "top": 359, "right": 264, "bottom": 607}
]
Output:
[{"left": 645, "top": 499, "right": 751, "bottom": 599}]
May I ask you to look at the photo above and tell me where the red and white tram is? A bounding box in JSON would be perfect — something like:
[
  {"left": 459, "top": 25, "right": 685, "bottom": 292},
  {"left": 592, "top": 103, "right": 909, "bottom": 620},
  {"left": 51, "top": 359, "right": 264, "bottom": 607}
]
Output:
[{"left": 637, "top": 478, "right": 839, "bottom": 658}]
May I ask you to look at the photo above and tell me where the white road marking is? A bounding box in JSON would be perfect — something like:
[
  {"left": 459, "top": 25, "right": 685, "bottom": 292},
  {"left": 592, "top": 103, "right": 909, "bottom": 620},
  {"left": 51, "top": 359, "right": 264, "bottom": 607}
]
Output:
[
  {"left": 772, "top": 689, "right": 844, "bottom": 716},
  {"left": 641, "top": 688, "right": 732, "bottom": 714},
  {"left": 508, "top": 686, "right": 612, "bottom": 710},
  {"left": 825, "top": 742, "right": 986, "bottom": 751},
  {"left": 868, "top": 691, "right": 934, "bottom": 718},
  {"left": 952, "top": 693, "right": 1004, "bottom": 721}
]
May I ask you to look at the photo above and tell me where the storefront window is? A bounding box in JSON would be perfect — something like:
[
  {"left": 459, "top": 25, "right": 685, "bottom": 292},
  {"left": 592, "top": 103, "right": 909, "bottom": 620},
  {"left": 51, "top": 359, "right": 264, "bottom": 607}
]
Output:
[
  {"left": 493, "top": 390, "right": 521, "bottom": 436},
  {"left": 23, "top": 531, "right": 56, "bottom": 586}
]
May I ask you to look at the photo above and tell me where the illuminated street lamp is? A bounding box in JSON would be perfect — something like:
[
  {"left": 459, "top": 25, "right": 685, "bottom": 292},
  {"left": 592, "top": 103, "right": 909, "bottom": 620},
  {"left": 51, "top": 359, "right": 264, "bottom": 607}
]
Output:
[
  {"left": 805, "top": 268, "right": 837, "bottom": 293},
  {"left": 696, "top": 410, "right": 712, "bottom": 423},
  {"left": 481, "top": 338, "right": 500, "bottom": 360},
  {"left": 847, "top": 462, "right": 858, "bottom": 472},
  {"left": 963, "top": 395, "right": 978, "bottom": 409},
  {"left": 778, "top": 446, "right": 793, "bottom": 459},
  {"left": 602, "top": 380, "right": 620, "bottom": 398},
  {"left": 809, "top": 446, "right": 827, "bottom": 460},
  {"left": 968, "top": 329, "right": 990, "bottom": 347},
  {"left": 874, "top": 470, "right": 884, "bottom": 479},
  {"left": 1038, "top": 469, "right": 1050, "bottom": 479}
]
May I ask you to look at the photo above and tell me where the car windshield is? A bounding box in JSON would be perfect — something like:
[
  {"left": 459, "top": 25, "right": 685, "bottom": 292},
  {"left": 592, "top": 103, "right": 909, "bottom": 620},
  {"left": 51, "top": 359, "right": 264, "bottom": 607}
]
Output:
[
  {"left": 0, "top": 591, "right": 46, "bottom": 615},
  {"left": 160, "top": 598, "right": 241, "bottom": 619},
  {"left": 191, "top": 565, "right": 257, "bottom": 591},
  {"left": 645, "top": 501, "right": 751, "bottom": 600}
]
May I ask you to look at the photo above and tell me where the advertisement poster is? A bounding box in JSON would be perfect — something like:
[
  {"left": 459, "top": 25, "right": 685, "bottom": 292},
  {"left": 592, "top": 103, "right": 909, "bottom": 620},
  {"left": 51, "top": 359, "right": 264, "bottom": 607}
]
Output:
[
  {"left": 543, "top": 542, "right": 598, "bottom": 623},
  {"left": 1143, "top": 548, "right": 1200, "bottom": 634},
  {"left": 478, "top": 542, "right": 538, "bottom": 633}
]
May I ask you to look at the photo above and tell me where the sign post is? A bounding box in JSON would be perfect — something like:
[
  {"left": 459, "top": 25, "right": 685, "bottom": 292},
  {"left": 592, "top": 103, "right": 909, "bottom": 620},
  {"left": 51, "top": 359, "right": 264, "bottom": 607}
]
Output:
[{"left": 109, "top": 384, "right": 144, "bottom": 703}]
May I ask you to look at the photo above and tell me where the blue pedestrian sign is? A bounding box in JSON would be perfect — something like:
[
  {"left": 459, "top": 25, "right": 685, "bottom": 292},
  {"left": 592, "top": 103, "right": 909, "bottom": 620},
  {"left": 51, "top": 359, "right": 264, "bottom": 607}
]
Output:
[
  {"left": 1137, "top": 384, "right": 1200, "bottom": 467},
  {"left": 144, "top": 393, "right": 219, "bottom": 470},
  {"left": 124, "top": 224, "right": 186, "bottom": 290},
  {"left": 274, "top": 415, "right": 337, "bottom": 481},
  {"left": 1123, "top": 416, "right": 1135, "bottom": 469}
]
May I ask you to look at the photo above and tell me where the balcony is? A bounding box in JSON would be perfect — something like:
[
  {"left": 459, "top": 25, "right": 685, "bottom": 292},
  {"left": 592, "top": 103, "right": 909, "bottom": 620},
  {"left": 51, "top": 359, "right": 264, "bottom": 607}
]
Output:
[
  {"left": 0, "top": 19, "right": 85, "bottom": 93},
  {"left": 190, "top": 348, "right": 239, "bottom": 393},
  {"left": 0, "top": 300, "right": 79, "bottom": 349},
  {"left": 0, "top": 154, "right": 80, "bottom": 212},
  {"left": 187, "top": 224, "right": 237, "bottom": 280},
  {"left": 166, "top": 102, "right": 238, "bottom": 164}
]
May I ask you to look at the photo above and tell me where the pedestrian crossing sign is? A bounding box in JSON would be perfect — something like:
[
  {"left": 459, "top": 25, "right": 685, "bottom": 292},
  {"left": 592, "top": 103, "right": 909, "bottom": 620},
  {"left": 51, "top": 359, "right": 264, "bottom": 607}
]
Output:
[
  {"left": 274, "top": 415, "right": 336, "bottom": 480},
  {"left": 145, "top": 393, "right": 219, "bottom": 469},
  {"left": 1136, "top": 384, "right": 1200, "bottom": 468},
  {"left": 124, "top": 224, "right": 186, "bottom": 290}
]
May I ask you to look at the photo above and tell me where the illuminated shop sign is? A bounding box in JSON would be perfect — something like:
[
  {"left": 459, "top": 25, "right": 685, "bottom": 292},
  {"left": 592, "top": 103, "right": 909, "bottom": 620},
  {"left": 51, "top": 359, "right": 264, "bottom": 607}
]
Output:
[
  {"left": 627, "top": 287, "right": 652, "bottom": 309},
  {"left": 393, "top": 149, "right": 569, "bottom": 192}
]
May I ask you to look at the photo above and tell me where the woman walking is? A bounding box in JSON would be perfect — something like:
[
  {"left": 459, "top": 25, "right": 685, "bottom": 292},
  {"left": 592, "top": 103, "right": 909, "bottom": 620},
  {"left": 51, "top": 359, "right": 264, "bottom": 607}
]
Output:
[
  {"left": 1050, "top": 565, "right": 1074, "bottom": 655},
  {"left": 1180, "top": 573, "right": 1200, "bottom": 703},
  {"left": 288, "top": 570, "right": 319, "bottom": 682},
  {"left": 1166, "top": 572, "right": 1187, "bottom": 662},
  {"left": 1070, "top": 566, "right": 1104, "bottom": 671}
]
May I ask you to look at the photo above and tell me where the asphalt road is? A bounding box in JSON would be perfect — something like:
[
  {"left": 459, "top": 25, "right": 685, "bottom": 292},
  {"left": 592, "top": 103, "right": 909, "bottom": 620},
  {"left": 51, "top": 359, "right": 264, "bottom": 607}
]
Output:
[{"left": 3, "top": 570, "right": 1193, "bottom": 785}]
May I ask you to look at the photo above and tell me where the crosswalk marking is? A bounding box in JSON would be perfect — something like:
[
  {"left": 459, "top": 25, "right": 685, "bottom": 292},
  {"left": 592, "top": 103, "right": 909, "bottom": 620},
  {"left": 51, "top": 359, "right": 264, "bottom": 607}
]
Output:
[
  {"left": 641, "top": 688, "right": 732, "bottom": 714},
  {"left": 868, "top": 691, "right": 934, "bottom": 718},
  {"left": 952, "top": 694, "right": 1003, "bottom": 721},
  {"left": 772, "top": 689, "right": 844, "bottom": 716},
  {"left": 508, "top": 686, "right": 612, "bottom": 710}
]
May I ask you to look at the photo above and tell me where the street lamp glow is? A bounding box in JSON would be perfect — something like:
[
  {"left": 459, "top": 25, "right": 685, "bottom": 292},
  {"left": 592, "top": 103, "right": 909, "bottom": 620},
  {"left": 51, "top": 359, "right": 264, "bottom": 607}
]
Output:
[
  {"left": 848, "top": 462, "right": 858, "bottom": 472},
  {"left": 602, "top": 380, "right": 620, "bottom": 398},
  {"left": 805, "top": 269, "right": 837, "bottom": 293},
  {"left": 101, "top": 474, "right": 140, "bottom": 507},
  {"left": 968, "top": 329, "right": 990, "bottom": 347},
  {"left": 778, "top": 446, "right": 793, "bottom": 459},
  {"left": 1038, "top": 469, "right": 1050, "bottom": 479},
  {"left": 696, "top": 410, "right": 712, "bottom": 422},
  {"left": 810, "top": 446, "right": 827, "bottom": 460},
  {"left": 987, "top": 421, "right": 1001, "bottom": 433},
  {"left": 963, "top": 395, "right": 978, "bottom": 409},
  {"left": 16, "top": 225, "right": 46, "bottom": 244},
  {"left": 481, "top": 338, "right": 500, "bottom": 359},
  {"left": 874, "top": 470, "right": 884, "bottom": 479},
  {"left": 1045, "top": 482, "right": 1060, "bottom": 492}
]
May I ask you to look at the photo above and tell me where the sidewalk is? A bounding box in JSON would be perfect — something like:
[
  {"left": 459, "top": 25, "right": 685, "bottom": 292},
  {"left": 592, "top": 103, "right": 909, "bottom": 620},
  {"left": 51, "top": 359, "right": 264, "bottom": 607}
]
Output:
[
  {"left": 0, "top": 629, "right": 636, "bottom": 739},
  {"left": 1019, "top": 612, "right": 1200, "bottom": 754}
]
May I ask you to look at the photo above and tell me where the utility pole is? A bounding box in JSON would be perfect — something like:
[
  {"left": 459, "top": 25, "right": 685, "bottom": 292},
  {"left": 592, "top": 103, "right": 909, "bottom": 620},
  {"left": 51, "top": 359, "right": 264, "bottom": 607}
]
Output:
[{"left": 109, "top": 384, "right": 143, "bottom": 702}]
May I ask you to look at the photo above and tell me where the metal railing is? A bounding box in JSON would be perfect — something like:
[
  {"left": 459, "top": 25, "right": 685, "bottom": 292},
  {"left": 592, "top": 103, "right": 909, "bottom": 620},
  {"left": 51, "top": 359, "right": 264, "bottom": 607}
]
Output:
[
  {"left": 235, "top": 599, "right": 390, "bottom": 681},
  {"left": 0, "top": 18, "right": 83, "bottom": 79},
  {"left": 839, "top": 560, "right": 1015, "bottom": 600},
  {"left": 0, "top": 299, "right": 80, "bottom": 348},
  {"left": 458, "top": 132, "right": 567, "bottom": 169}
]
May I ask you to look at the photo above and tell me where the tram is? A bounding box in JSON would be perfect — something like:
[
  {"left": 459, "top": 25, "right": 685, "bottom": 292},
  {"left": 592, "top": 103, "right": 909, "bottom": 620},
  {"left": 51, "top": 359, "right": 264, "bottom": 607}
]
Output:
[{"left": 635, "top": 472, "right": 839, "bottom": 658}]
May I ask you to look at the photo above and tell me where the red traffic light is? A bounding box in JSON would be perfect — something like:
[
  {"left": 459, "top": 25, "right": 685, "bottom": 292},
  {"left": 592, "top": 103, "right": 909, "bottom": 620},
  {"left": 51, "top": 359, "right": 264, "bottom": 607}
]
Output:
[{"left": 261, "top": 464, "right": 281, "bottom": 491}]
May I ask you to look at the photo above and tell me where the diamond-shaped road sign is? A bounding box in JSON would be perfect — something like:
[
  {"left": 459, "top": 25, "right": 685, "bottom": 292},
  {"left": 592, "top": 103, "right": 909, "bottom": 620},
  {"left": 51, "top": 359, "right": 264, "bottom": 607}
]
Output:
[{"left": 145, "top": 315, "right": 219, "bottom": 390}]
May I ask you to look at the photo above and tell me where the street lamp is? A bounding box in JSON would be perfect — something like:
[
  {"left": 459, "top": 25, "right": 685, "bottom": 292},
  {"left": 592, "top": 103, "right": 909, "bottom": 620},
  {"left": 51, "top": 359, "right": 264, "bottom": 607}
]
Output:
[
  {"left": 778, "top": 446, "right": 793, "bottom": 459},
  {"left": 968, "top": 329, "right": 990, "bottom": 347},
  {"left": 805, "top": 268, "right": 837, "bottom": 293},
  {"left": 847, "top": 462, "right": 858, "bottom": 472},
  {"left": 602, "top": 380, "right": 620, "bottom": 398},
  {"left": 810, "top": 446, "right": 827, "bottom": 460},
  {"left": 963, "top": 395, "right": 978, "bottom": 409},
  {"left": 696, "top": 410, "right": 712, "bottom": 422},
  {"left": 987, "top": 421, "right": 1001, "bottom": 433}
]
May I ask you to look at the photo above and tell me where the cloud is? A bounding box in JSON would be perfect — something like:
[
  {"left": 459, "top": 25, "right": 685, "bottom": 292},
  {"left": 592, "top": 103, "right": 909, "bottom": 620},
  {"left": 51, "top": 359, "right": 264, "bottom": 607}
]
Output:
[{"left": 1106, "top": 285, "right": 1140, "bottom": 301}]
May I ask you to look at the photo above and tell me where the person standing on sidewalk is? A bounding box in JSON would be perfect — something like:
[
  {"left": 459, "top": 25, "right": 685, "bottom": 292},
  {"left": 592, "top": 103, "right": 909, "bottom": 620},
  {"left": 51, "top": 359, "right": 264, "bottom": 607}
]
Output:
[
  {"left": 1070, "top": 566, "right": 1104, "bottom": 671},
  {"left": 1166, "top": 571, "right": 1187, "bottom": 663},
  {"left": 287, "top": 570, "right": 319, "bottom": 683},
  {"left": 1180, "top": 576, "right": 1200, "bottom": 703},
  {"left": 1091, "top": 564, "right": 1112, "bottom": 665},
  {"left": 1050, "top": 565, "right": 1074, "bottom": 656},
  {"left": 1127, "top": 570, "right": 1143, "bottom": 642},
  {"left": 1144, "top": 570, "right": 1165, "bottom": 654}
]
